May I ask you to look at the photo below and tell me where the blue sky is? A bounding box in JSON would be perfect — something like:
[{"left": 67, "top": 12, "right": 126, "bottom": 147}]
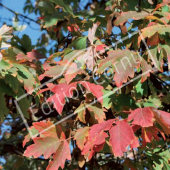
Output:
[{"left": 0, "top": 0, "right": 41, "bottom": 45}]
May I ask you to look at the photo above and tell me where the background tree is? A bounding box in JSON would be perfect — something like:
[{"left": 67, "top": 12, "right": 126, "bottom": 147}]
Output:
[{"left": 0, "top": 0, "right": 170, "bottom": 169}]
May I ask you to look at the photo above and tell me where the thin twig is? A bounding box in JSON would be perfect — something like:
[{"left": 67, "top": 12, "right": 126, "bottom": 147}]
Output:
[{"left": 0, "top": 3, "right": 39, "bottom": 24}]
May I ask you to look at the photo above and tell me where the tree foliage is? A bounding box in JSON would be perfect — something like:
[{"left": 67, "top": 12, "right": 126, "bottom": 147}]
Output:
[{"left": 1, "top": 0, "right": 170, "bottom": 169}]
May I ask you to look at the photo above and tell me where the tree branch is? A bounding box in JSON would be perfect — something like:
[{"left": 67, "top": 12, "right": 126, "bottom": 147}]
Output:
[{"left": 0, "top": 3, "right": 39, "bottom": 25}]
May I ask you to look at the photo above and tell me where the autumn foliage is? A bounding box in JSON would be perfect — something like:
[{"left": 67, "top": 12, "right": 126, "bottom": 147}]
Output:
[{"left": 1, "top": 0, "right": 170, "bottom": 169}]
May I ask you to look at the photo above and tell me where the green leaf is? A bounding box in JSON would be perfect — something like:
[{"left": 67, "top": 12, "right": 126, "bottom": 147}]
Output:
[
  {"left": 0, "top": 92, "right": 9, "bottom": 121},
  {"left": 50, "top": 0, "right": 73, "bottom": 15},
  {"left": 143, "top": 96, "right": 162, "bottom": 108},
  {"left": 0, "top": 79, "right": 14, "bottom": 96},
  {"left": 44, "top": 16, "right": 58, "bottom": 27},
  {"left": 162, "top": 5, "right": 169, "bottom": 12},
  {"left": 149, "top": 45, "right": 163, "bottom": 71},
  {"left": 69, "top": 37, "right": 87, "bottom": 50},
  {"left": 44, "top": 12, "right": 68, "bottom": 27},
  {"left": 37, "top": 1, "right": 55, "bottom": 12},
  {"left": 121, "top": 0, "right": 138, "bottom": 11},
  {"left": 16, "top": 88, "right": 30, "bottom": 119},
  {"left": 102, "top": 90, "right": 137, "bottom": 111},
  {"left": 5, "top": 75, "right": 20, "bottom": 93},
  {"left": 102, "top": 89, "right": 114, "bottom": 109},
  {"left": 134, "top": 79, "right": 148, "bottom": 98},
  {"left": 0, "top": 59, "right": 12, "bottom": 72}
]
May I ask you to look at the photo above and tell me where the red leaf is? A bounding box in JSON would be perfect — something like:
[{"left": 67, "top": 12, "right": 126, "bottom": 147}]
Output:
[
  {"left": 39, "top": 16, "right": 45, "bottom": 20},
  {"left": 152, "top": 108, "right": 170, "bottom": 135},
  {"left": 141, "top": 59, "right": 152, "bottom": 83},
  {"left": 67, "top": 24, "right": 80, "bottom": 32},
  {"left": 24, "top": 137, "right": 60, "bottom": 159},
  {"left": 67, "top": 26, "right": 74, "bottom": 32},
  {"left": 17, "top": 50, "right": 46, "bottom": 62},
  {"left": 114, "top": 11, "right": 149, "bottom": 26},
  {"left": 32, "top": 121, "right": 57, "bottom": 138},
  {"left": 89, "top": 119, "right": 114, "bottom": 143},
  {"left": 81, "top": 120, "right": 114, "bottom": 160},
  {"left": 79, "top": 81, "right": 104, "bottom": 104},
  {"left": 47, "top": 140, "right": 71, "bottom": 170},
  {"left": 109, "top": 121, "right": 135, "bottom": 157},
  {"left": 141, "top": 126, "right": 159, "bottom": 146},
  {"left": 65, "top": 63, "right": 86, "bottom": 83},
  {"left": 154, "top": 0, "right": 170, "bottom": 11},
  {"left": 147, "top": 32, "right": 160, "bottom": 46},
  {"left": 39, "top": 65, "right": 64, "bottom": 81},
  {"left": 98, "top": 50, "right": 141, "bottom": 87},
  {"left": 82, "top": 141, "right": 104, "bottom": 161},
  {"left": 23, "top": 127, "right": 38, "bottom": 147},
  {"left": 147, "top": 22, "right": 157, "bottom": 27},
  {"left": 130, "top": 137, "right": 140, "bottom": 149},
  {"left": 128, "top": 107, "right": 154, "bottom": 127},
  {"left": 47, "top": 82, "right": 77, "bottom": 114},
  {"left": 27, "top": 50, "right": 46, "bottom": 60},
  {"left": 96, "top": 44, "right": 107, "bottom": 52}
]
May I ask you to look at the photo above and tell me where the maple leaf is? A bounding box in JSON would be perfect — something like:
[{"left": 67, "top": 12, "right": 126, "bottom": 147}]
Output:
[
  {"left": 98, "top": 50, "right": 141, "bottom": 87},
  {"left": 151, "top": 108, "right": 170, "bottom": 135},
  {"left": 46, "top": 140, "right": 71, "bottom": 170},
  {"left": 149, "top": 46, "right": 163, "bottom": 71},
  {"left": 138, "top": 25, "right": 170, "bottom": 45},
  {"left": 158, "top": 44, "right": 170, "bottom": 70},
  {"left": 141, "top": 126, "right": 159, "bottom": 146},
  {"left": 75, "top": 103, "right": 86, "bottom": 123},
  {"left": 114, "top": 11, "right": 149, "bottom": 26},
  {"left": 107, "top": 12, "right": 120, "bottom": 35},
  {"left": 67, "top": 24, "right": 80, "bottom": 32},
  {"left": 76, "top": 23, "right": 99, "bottom": 71},
  {"left": 86, "top": 103, "right": 106, "bottom": 123},
  {"left": 82, "top": 141, "right": 105, "bottom": 161},
  {"left": 79, "top": 81, "right": 104, "bottom": 103},
  {"left": 23, "top": 121, "right": 57, "bottom": 147},
  {"left": 141, "top": 58, "right": 152, "bottom": 82},
  {"left": 74, "top": 127, "right": 89, "bottom": 150},
  {"left": 39, "top": 65, "right": 64, "bottom": 81},
  {"left": 32, "top": 121, "right": 57, "bottom": 138},
  {"left": 64, "top": 63, "right": 86, "bottom": 83},
  {"left": 0, "top": 25, "right": 13, "bottom": 48},
  {"left": 148, "top": 0, "right": 154, "bottom": 4},
  {"left": 89, "top": 119, "right": 114, "bottom": 145},
  {"left": 80, "top": 120, "right": 114, "bottom": 161},
  {"left": 24, "top": 137, "right": 60, "bottom": 159},
  {"left": 23, "top": 127, "right": 38, "bottom": 147},
  {"left": 128, "top": 107, "right": 154, "bottom": 127},
  {"left": 130, "top": 137, "right": 140, "bottom": 149},
  {"left": 17, "top": 50, "right": 46, "bottom": 63},
  {"left": 129, "top": 107, "right": 170, "bottom": 135},
  {"left": 46, "top": 81, "right": 104, "bottom": 114},
  {"left": 109, "top": 121, "right": 135, "bottom": 157},
  {"left": 47, "top": 82, "right": 77, "bottom": 114},
  {"left": 88, "top": 22, "right": 99, "bottom": 45},
  {"left": 147, "top": 32, "right": 160, "bottom": 46}
]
